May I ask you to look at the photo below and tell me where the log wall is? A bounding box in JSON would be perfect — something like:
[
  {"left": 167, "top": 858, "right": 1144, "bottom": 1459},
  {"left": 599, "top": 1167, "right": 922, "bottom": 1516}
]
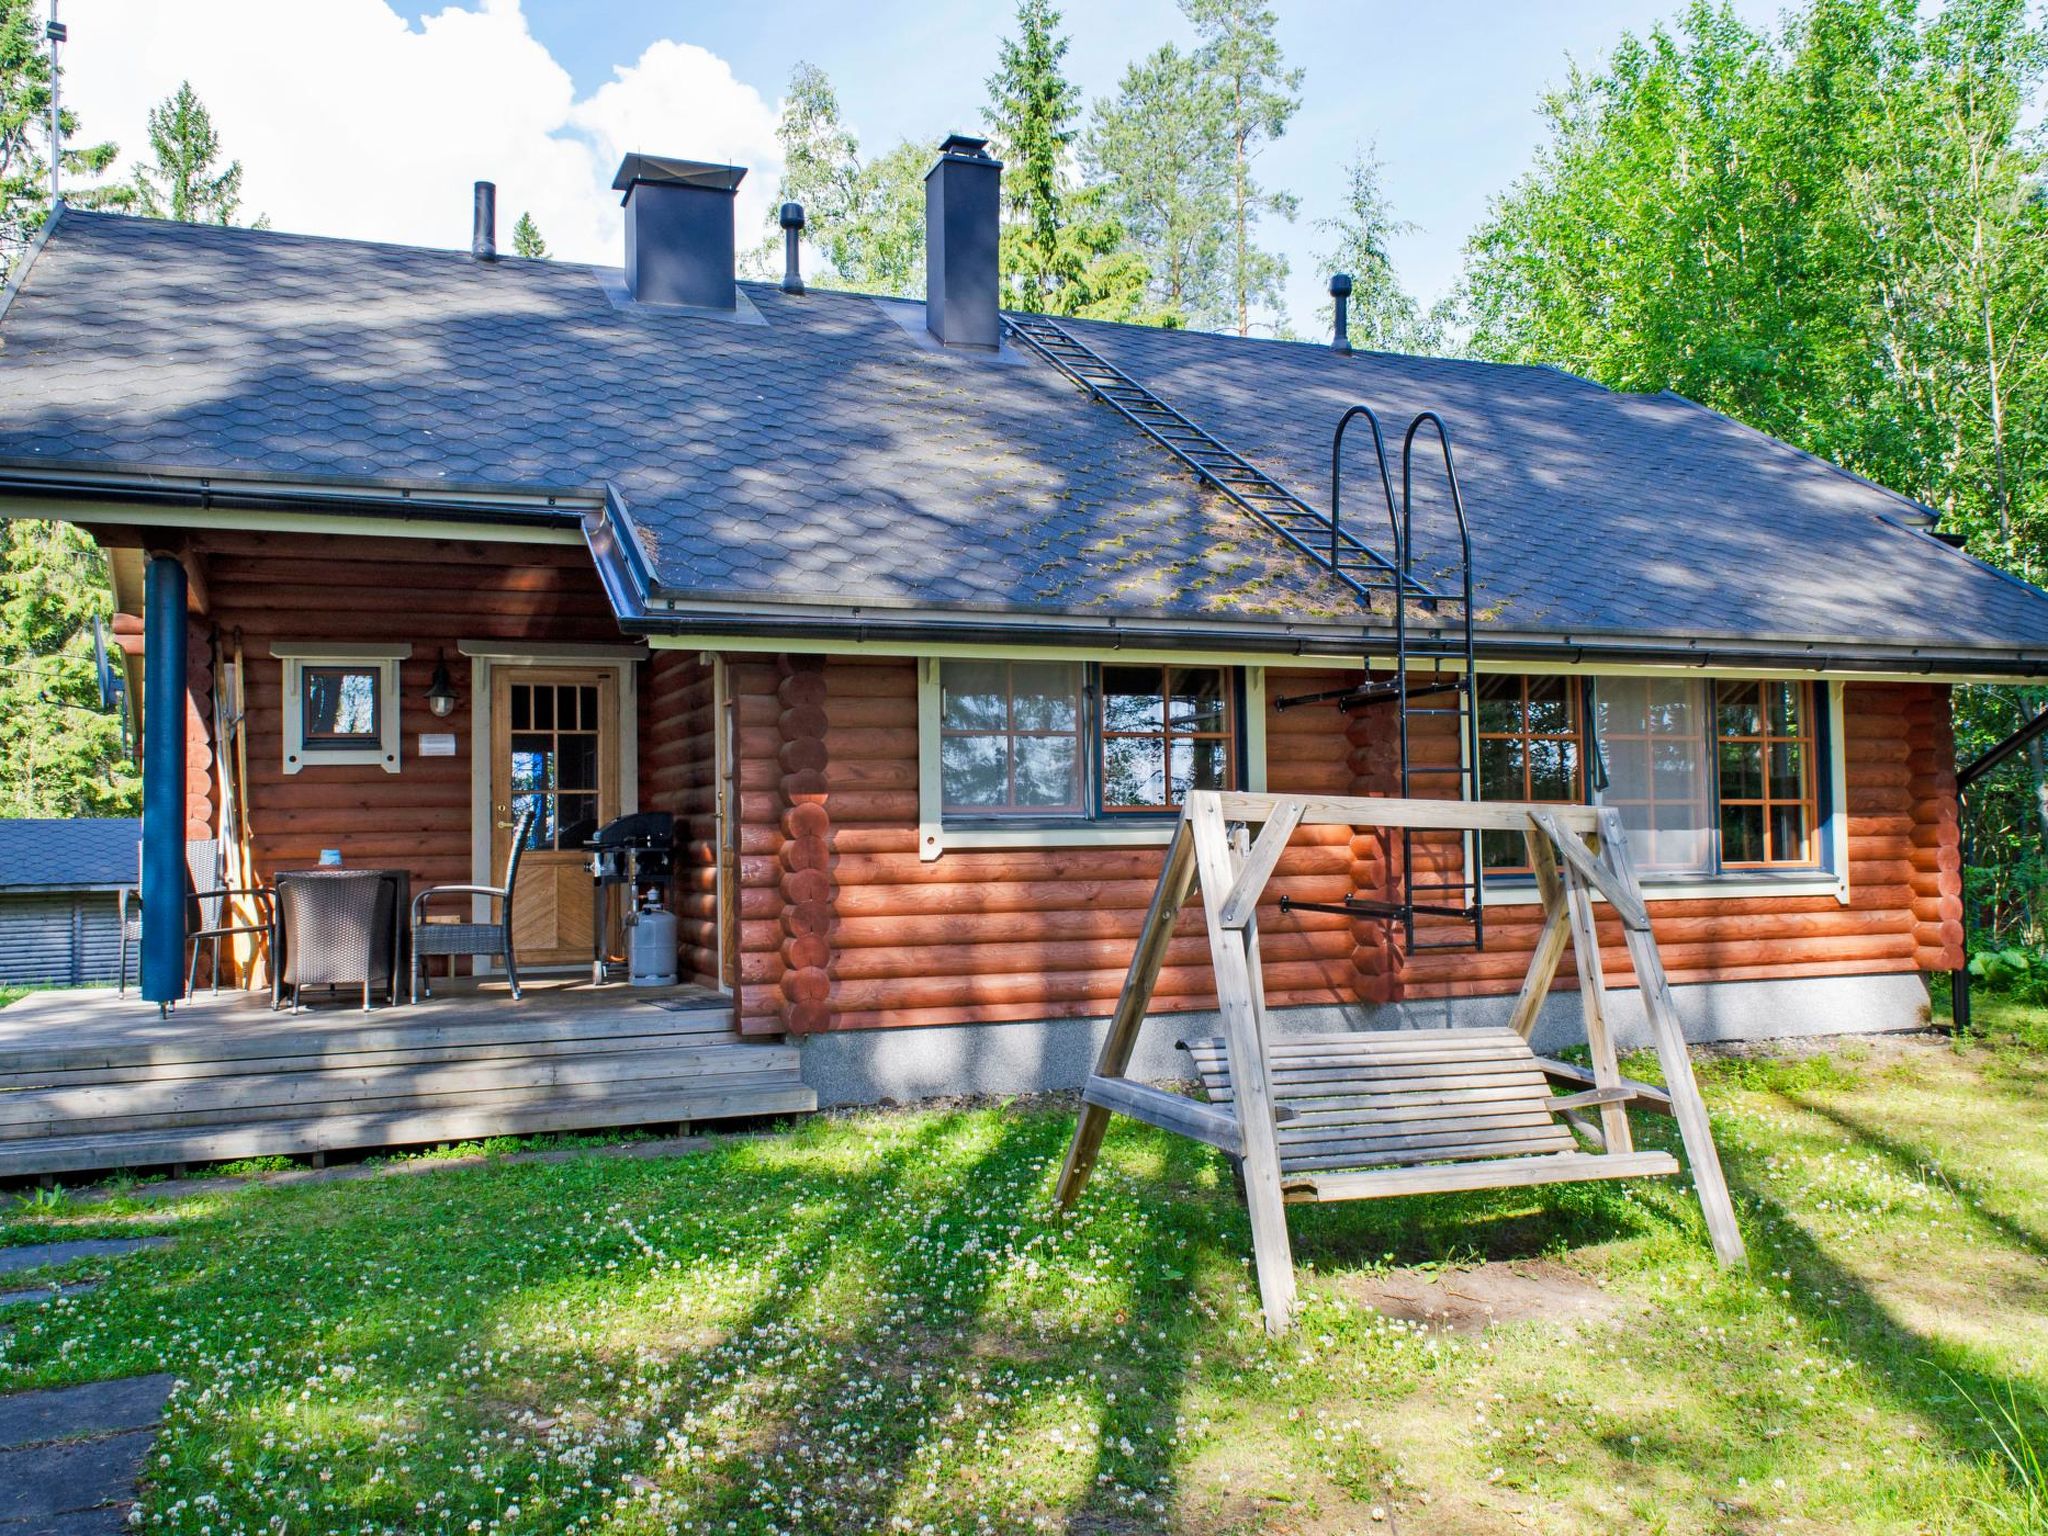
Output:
[
  {"left": 639, "top": 650, "right": 719, "bottom": 988},
  {"left": 718, "top": 660, "right": 1960, "bottom": 1034}
]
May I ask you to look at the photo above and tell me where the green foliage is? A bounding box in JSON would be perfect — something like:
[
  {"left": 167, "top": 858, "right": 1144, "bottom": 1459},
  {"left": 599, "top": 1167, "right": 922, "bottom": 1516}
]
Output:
[
  {"left": 130, "top": 81, "right": 247, "bottom": 225},
  {"left": 0, "top": 520, "right": 136, "bottom": 818},
  {"left": 984, "top": 0, "right": 1077, "bottom": 306},
  {"left": 1082, "top": 44, "right": 1229, "bottom": 325},
  {"left": 0, "top": 0, "right": 127, "bottom": 271},
  {"left": 1183, "top": 0, "right": 1302, "bottom": 336},
  {"left": 1313, "top": 144, "right": 1455, "bottom": 355},
  {"left": 510, "top": 210, "right": 547, "bottom": 259},
  {"left": 768, "top": 62, "right": 926, "bottom": 298},
  {"left": 1463, "top": 0, "right": 2048, "bottom": 566}
]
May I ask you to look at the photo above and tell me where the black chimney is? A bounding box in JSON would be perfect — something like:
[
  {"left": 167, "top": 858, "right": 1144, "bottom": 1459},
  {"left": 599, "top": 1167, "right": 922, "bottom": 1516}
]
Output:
[
  {"left": 472, "top": 181, "right": 497, "bottom": 262},
  {"left": 780, "top": 202, "right": 806, "bottom": 295},
  {"left": 1329, "top": 272, "right": 1352, "bottom": 355},
  {"left": 612, "top": 154, "right": 746, "bottom": 309},
  {"left": 924, "top": 134, "right": 1002, "bottom": 350}
]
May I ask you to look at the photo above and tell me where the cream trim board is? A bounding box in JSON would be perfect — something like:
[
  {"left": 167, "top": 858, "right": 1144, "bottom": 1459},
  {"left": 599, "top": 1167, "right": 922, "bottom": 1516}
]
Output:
[
  {"left": 1245, "top": 667, "right": 1268, "bottom": 793},
  {"left": 947, "top": 824, "right": 1178, "bottom": 851},
  {"left": 712, "top": 652, "right": 733, "bottom": 992},
  {"left": 456, "top": 640, "right": 649, "bottom": 663},
  {"left": 280, "top": 653, "right": 404, "bottom": 774},
  {"left": 270, "top": 641, "right": 412, "bottom": 661},
  {"left": 918, "top": 658, "right": 945, "bottom": 861},
  {"left": 1827, "top": 681, "right": 1852, "bottom": 904},
  {"left": 1485, "top": 877, "right": 1842, "bottom": 907}
]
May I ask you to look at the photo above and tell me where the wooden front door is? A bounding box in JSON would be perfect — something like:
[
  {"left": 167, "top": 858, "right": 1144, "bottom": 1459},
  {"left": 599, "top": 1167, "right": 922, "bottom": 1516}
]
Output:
[{"left": 490, "top": 667, "right": 618, "bottom": 968}]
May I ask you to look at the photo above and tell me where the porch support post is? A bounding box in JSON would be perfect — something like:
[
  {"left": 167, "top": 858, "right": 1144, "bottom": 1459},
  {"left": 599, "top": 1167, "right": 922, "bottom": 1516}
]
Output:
[{"left": 141, "top": 553, "right": 188, "bottom": 1008}]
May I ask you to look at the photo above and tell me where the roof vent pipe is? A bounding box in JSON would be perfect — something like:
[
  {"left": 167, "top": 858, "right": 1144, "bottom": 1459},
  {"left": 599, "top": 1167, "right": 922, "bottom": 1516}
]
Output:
[
  {"left": 1329, "top": 272, "right": 1352, "bottom": 355},
  {"left": 472, "top": 181, "right": 497, "bottom": 262},
  {"left": 612, "top": 154, "right": 746, "bottom": 309},
  {"left": 924, "top": 133, "right": 1003, "bottom": 350},
  {"left": 780, "top": 202, "right": 806, "bottom": 295}
]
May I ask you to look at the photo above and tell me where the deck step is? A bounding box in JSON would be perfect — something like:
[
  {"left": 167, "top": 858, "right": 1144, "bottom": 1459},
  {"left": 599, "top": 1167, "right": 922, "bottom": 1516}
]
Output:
[
  {"left": 0, "top": 1081, "right": 821, "bottom": 1178},
  {"left": 0, "top": 1044, "right": 803, "bottom": 1139}
]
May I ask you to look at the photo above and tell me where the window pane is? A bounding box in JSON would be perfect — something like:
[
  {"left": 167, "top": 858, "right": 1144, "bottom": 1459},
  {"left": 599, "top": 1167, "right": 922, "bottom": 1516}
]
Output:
[
  {"left": 1101, "top": 666, "right": 1166, "bottom": 732},
  {"left": 559, "top": 733, "right": 599, "bottom": 792},
  {"left": 304, "top": 668, "right": 379, "bottom": 740},
  {"left": 1721, "top": 803, "right": 1764, "bottom": 863},
  {"left": 1167, "top": 668, "right": 1227, "bottom": 731},
  {"left": 1718, "top": 738, "right": 1762, "bottom": 800},
  {"left": 510, "top": 686, "right": 531, "bottom": 732},
  {"left": 1169, "top": 737, "right": 1229, "bottom": 802},
  {"left": 1010, "top": 662, "right": 1079, "bottom": 732},
  {"left": 511, "top": 735, "right": 553, "bottom": 793},
  {"left": 1479, "top": 735, "right": 1523, "bottom": 801},
  {"left": 555, "top": 794, "right": 600, "bottom": 849},
  {"left": 511, "top": 793, "right": 548, "bottom": 850},
  {"left": 1527, "top": 737, "right": 1578, "bottom": 800},
  {"left": 533, "top": 685, "right": 554, "bottom": 731},
  {"left": 941, "top": 734, "right": 1009, "bottom": 808},
  {"left": 581, "top": 686, "right": 599, "bottom": 730},
  {"left": 1104, "top": 735, "right": 1167, "bottom": 807},
  {"left": 1771, "top": 804, "right": 1809, "bottom": 863},
  {"left": 1767, "top": 682, "right": 1803, "bottom": 737},
  {"left": 1525, "top": 676, "right": 1573, "bottom": 734},
  {"left": 941, "top": 661, "right": 1009, "bottom": 731},
  {"left": 1594, "top": 677, "right": 1710, "bottom": 874},
  {"left": 1716, "top": 680, "right": 1760, "bottom": 737},
  {"left": 1769, "top": 742, "right": 1804, "bottom": 800},
  {"left": 1014, "top": 735, "right": 1079, "bottom": 808},
  {"left": 1476, "top": 674, "right": 1523, "bottom": 734}
]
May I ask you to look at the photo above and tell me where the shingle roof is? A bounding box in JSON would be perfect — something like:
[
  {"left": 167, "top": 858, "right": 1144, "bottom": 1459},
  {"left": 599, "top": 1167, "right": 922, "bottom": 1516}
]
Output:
[
  {"left": 0, "top": 819, "right": 140, "bottom": 891},
  {"left": 0, "top": 212, "right": 1354, "bottom": 627},
  {"left": 1061, "top": 317, "right": 2048, "bottom": 651},
  {"left": 3, "top": 209, "right": 2046, "bottom": 656}
]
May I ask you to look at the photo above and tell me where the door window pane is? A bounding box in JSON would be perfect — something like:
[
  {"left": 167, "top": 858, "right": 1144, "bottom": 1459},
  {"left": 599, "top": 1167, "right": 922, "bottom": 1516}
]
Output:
[
  {"left": 1593, "top": 678, "right": 1710, "bottom": 873},
  {"left": 939, "top": 661, "right": 1084, "bottom": 814},
  {"left": 507, "top": 680, "right": 606, "bottom": 852}
]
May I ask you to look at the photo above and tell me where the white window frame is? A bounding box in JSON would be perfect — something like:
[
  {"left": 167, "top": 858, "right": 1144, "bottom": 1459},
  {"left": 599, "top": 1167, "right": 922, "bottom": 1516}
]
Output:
[
  {"left": 272, "top": 642, "right": 409, "bottom": 775},
  {"left": 916, "top": 659, "right": 1269, "bottom": 859}
]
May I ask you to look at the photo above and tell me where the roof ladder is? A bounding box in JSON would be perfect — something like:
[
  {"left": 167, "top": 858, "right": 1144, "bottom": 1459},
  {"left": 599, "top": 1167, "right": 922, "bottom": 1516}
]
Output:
[
  {"left": 1274, "top": 409, "right": 1485, "bottom": 958},
  {"left": 1000, "top": 312, "right": 1426, "bottom": 604}
]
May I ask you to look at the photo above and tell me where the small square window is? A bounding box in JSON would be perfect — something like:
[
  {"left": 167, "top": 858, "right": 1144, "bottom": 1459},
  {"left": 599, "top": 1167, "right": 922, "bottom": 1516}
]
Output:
[
  {"left": 301, "top": 667, "right": 381, "bottom": 745},
  {"left": 278, "top": 648, "right": 406, "bottom": 774}
]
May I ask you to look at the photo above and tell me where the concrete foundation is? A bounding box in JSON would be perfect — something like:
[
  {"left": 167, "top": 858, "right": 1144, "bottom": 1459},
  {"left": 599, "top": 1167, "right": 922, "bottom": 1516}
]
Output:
[{"left": 795, "top": 970, "right": 1934, "bottom": 1108}]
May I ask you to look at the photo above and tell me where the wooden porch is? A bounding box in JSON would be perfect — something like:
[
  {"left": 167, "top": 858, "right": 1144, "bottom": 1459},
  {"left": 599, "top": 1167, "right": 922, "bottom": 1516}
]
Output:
[{"left": 0, "top": 979, "right": 814, "bottom": 1179}]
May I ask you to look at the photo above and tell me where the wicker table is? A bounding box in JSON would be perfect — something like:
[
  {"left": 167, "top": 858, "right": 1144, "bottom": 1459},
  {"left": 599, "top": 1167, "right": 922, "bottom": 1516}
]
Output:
[{"left": 271, "top": 868, "right": 411, "bottom": 1010}]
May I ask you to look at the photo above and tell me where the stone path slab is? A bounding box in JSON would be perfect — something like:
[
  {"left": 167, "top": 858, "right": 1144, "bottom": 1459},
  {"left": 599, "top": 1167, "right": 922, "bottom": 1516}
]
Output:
[
  {"left": 0, "top": 1281, "right": 97, "bottom": 1308},
  {"left": 0, "top": 1238, "right": 170, "bottom": 1276},
  {"left": 0, "top": 1373, "right": 175, "bottom": 1530}
]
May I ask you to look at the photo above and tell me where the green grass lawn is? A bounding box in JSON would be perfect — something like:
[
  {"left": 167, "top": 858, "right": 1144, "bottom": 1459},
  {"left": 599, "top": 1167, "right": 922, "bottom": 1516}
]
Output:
[{"left": 4, "top": 1004, "right": 2047, "bottom": 1534}]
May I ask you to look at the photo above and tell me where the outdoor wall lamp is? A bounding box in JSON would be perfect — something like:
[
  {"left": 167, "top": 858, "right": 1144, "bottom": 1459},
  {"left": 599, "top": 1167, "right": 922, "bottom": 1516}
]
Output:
[{"left": 424, "top": 649, "right": 459, "bottom": 717}]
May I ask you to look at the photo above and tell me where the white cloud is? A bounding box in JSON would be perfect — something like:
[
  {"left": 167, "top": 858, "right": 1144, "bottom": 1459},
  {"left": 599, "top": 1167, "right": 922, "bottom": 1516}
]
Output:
[{"left": 60, "top": 0, "right": 784, "bottom": 265}]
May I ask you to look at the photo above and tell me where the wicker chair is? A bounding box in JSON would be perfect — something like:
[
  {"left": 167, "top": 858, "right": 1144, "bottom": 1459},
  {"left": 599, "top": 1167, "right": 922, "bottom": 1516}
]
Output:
[
  {"left": 276, "top": 870, "right": 395, "bottom": 1013},
  {"left": 117, "top": 840, "right": 273, "bottom": 997},
  {"left": 410, "top": 807, "right": 536, "bottom": 1002}
]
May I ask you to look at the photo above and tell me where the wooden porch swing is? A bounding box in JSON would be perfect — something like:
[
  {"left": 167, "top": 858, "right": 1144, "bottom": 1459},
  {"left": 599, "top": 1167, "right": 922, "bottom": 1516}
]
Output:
[{"left": 1055, "top": 790, "right": 1747, "bottom": 1334}]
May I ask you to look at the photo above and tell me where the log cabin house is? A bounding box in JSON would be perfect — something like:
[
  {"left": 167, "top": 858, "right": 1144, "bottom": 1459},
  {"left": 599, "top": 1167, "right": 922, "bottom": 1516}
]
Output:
[{"left": 0, "top": 135, "right": 2042, "bottom": 1168}]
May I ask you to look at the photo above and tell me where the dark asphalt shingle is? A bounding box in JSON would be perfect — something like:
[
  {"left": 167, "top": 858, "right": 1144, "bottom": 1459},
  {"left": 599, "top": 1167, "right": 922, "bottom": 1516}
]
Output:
[{"left": 0, "top": 820, "right": 140, "bottom": 892}]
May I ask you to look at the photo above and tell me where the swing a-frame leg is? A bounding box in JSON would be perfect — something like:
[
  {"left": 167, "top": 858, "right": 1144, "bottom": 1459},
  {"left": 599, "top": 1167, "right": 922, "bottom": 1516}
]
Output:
[{"left": 1057, "top": 791, "right": 1747, "bottom": 1338}]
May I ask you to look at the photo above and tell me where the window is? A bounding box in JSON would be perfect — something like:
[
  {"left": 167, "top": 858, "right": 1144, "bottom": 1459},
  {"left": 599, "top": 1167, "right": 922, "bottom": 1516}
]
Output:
[
  {"left": 935, "top": 660, "right": 1236, "bottom": 820},
  {"left": 940, "top": 660, "right": 1085, "bottom": 814},
  {"left": 1100, "top": 665, "right": 1234, "bottom": 813},
  {"left": 1477, "top": 675, "right": 1582, "bottom": 870},
  {"left": 1592, "top": 678, "right": 1712, "bottom": 873},
  {"left": 1714, "top": 680, "right": 1817, "bottom": 866},
  {"left": 509, "top": 679, "right": 606, "bottom": 850},
  {"left": 276, "top": 644, "right": 407, "bottom": 774}
]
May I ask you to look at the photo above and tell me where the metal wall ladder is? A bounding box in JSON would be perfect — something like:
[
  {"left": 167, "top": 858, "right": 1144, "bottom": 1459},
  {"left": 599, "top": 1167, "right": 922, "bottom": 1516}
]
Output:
[
  {"left": 1272, "top": 408, "right": 1486, "bottom": 956},
  {"left": 1000, "top": 313, "right": 1437, "bottom": 605}
]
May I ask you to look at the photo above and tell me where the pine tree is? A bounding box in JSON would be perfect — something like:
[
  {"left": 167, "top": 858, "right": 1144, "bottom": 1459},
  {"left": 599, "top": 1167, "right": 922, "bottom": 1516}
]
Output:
[
  {"left": 984, "top": 0, "right": 1078, "bottom": 306},
  {"left": 0, "top": 520, "right": 137, "bottom": 818},
  {"left": 511, "top": 211, "right": 548, "bottom": 259},
  {"left": 0, "top": 0, "right": 125, "bottom": 271},
  {"left": 1082, "top": 44, "right": 1228, "bottom": 326},
  {"left": 1184, "top": 0, "right": 1302, "bottom": 336},
  {"left": 131, "top": 82, "right": 245, "bottom": 224},
  {"left": 1313, "top": 145, "right": 1447, "bottom": 355}
]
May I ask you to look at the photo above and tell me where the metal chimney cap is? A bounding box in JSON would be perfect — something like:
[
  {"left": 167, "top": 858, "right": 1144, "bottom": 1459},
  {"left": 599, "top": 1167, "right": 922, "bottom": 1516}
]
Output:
[
  {"left": 779, "top": 201, "right": 806, "bottom": 229},
  {"left": 610, "top": 154, "right": 748, "bottom": 195},
  {"left": 1328, "top": 271, "right": 1353, "bottom": 297},
  {"left": 935, "top": 133, "right": 998, "bottom": 162}
]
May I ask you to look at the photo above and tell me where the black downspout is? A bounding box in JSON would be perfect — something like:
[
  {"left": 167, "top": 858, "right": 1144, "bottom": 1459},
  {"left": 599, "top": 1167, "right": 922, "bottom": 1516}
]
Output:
[{"left": 1951, "top": 700, "right": 2048, "bottom": 1029}]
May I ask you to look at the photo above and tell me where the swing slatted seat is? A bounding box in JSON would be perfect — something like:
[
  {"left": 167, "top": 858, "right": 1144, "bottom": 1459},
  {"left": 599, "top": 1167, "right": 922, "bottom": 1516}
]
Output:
[
  {"left": 1057, "top": 790, "right": 1746, "bottom": 1335},
  {"left": 1180, "top": 1027, "right": 1678, "bottom": 1201}
]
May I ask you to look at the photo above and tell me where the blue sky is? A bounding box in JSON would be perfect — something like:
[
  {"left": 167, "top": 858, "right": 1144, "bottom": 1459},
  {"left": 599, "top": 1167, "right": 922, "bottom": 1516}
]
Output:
[{"left": 517, "top": 0, "right": 1786, "bottom": 326}]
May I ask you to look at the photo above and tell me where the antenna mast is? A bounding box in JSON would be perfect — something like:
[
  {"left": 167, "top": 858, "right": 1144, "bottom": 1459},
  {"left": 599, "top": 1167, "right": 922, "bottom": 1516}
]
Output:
[{"left": 45, "top": 1, "right": 65, "bottom": 203}]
